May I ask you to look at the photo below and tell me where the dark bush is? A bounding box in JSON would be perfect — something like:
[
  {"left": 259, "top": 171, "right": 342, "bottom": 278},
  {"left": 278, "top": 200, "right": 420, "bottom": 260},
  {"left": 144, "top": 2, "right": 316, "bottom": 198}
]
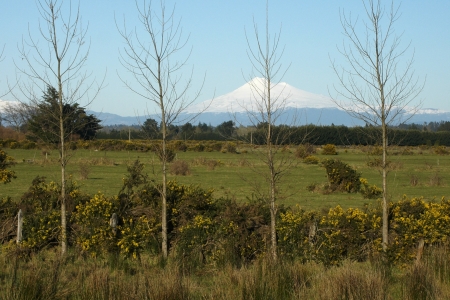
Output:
[
  {"left": 295, "top": 143, "right": 316, "bottom": 159},
  {"left": 322, "top": 159, "right": 361, "bottom": 193}
]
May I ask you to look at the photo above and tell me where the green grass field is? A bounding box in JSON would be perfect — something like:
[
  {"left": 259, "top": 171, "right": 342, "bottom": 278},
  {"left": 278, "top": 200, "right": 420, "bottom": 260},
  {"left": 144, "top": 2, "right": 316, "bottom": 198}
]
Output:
[{"left": 3, "top": 145, "right": 450, "bottom": 209}]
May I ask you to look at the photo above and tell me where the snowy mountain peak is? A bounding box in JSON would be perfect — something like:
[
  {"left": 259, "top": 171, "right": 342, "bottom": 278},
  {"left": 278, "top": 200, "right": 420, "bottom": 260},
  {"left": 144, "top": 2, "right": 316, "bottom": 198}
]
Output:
[
  {"left": 186, "top": 78, "right": 338, "bottom": 114},
  {"left": 0, "top": 99, "right": 20, "bottom": 111}
]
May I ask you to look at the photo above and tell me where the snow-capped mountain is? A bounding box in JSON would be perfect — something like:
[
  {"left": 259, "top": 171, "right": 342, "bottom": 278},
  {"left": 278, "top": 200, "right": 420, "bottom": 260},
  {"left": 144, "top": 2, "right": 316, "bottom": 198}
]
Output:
[
  {"left": 2, "top": 79, "right": 450, "bottom": 127},
  {"left": 0, "top": 99, "right": 20, "bottom": 110},
  {"left": 186, "top": 77, "right": 339, "bottom": 114}
]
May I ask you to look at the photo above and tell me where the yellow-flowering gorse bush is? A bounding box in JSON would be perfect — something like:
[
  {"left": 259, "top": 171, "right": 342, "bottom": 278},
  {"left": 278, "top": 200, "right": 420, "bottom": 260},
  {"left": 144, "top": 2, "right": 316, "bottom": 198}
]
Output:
[
  {"left": 72, "top": 192, "right": 117, "bottom": 256},
  {"left": 390, "top": 196, "right": 450, "bottom": 264},
  {"left": 4, "top": 160, "right": 450, "bottom": 267},
  {"left": 17, "top": 176, "right": 83, "bottom": 252}
]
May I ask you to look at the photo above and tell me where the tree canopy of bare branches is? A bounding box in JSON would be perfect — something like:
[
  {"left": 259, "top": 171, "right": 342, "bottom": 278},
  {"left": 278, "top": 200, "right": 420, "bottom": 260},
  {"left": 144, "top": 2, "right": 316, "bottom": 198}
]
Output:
[
  {"left": 0, "top": 102, "right": 33, "bottom": 132},
  {"left": 117, "top": 0, "right": 204, "bottom": 258},
  {"left": 330, "top": 0, "right": 424, "bottom": 250},
  {"left": 14, "top": 0, "right": 103, "bottom": 255},
  {"left": 242, "top": 1, "right": 299, "bottom": 261}
]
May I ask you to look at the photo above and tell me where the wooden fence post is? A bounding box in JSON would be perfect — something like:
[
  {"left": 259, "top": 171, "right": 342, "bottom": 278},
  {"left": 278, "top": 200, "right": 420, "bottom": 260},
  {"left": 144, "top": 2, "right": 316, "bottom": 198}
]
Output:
[
  {"left": 110, "top": 213, "right": 118, "bottom": 236},
  {"left": 17, "top": 209, "right": 23, "bottom": 244},
  {"left": 415, "top": 238, "right": 425, "bottom": 265}
]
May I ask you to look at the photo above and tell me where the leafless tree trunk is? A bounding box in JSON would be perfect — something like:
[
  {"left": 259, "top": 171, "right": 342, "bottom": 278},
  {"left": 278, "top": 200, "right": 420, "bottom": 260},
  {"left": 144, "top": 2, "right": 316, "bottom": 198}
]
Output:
[
  {"left": 242, "top": 1, "right": 297, "bottom": 262},
  {"left": 330, "top": 0, "right": 424, "bottom": 251},
  {"left": 14, "top": 0, "right": 102, "bottom": 256},
  {"left": 117, "top": 0, "right": 203, "bottom": 259}
]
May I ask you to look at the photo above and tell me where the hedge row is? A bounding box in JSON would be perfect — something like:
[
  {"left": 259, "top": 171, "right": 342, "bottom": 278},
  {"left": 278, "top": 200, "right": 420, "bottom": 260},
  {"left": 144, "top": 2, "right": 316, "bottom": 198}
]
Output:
[
  {"left": 2, "top": 162, "right": 449, "bottom": 267},
  {"left": 250, "top": 126, "right": 450, "bottom": 146},
  {"left": 0, "top": 138, "right": 242, "bottom": 153}
]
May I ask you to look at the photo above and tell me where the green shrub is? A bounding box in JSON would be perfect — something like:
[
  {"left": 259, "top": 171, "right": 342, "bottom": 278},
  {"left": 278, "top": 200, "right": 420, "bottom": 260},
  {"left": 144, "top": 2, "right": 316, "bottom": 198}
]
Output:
[
  {"left": 368, "top": 146, "right": 383, "bottom": 156},
  {"left": 303, "top": 155, "right": 319, "bottom": 164},
  {"left": 367, "top": 157, "right": 383, "bottom": 168},
  {"left": 359, "top": 178, "right": 382, "bottom": 199},
  {"left": 277, "top": 207, "right": 318, "bottom": 260},
  {"left": 318, "top": 205, "right": 381, "bottom": 265},
  {"left": 154, "top": 144, "right": 176, "bottom": 162},
  {"left": 322, "top": 159, "right": 361, "bottom": 193},
  {"left": 0, "top": 149, "right": 16, "bottom": 184},
  {"left": 390, "top": 196, "right": 450, "bottom": 264},
  {"left": 210, "top": 142, "right": 223, "bottom": 152},
  {"left": 295, "top": 143, "right": 316, "bottom": 159},
  {"left": 321, "top": 144, "right": 337, "bottom": 155},
  {"left": 193, "top": 143, "right": 205, "bottom": 152},
  {"left": 172, "top": 140, "right": 187, "bottom": 152},
  {"left": 16, "top": 176, "right": 88, "bottom": 252},
  {"left": 222, "top": 142, "right": 237, "bottom": 153},
  {"left": 21, "top": 141, "right": 37, "bottom": 150}
]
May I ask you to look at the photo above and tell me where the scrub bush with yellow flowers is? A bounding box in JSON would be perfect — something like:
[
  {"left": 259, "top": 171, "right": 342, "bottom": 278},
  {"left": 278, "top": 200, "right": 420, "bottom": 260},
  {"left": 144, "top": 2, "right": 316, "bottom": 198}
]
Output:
[
  {"left": 14, "top": 176, "right": 88, "bottom": 252},
  {"left": 175, "top": 197, "right": 272, "bottom": 268},
  {"left": 215, "top": 199, "right": 272, "bottom": 265},
  {"left": 321, "top": 143, "right": 337, "bottom": 155},
  {"left": 176, "top": 215, "right": 216, "bottom": 268},
  {"left": 71, "top": 192, "right": 118, "bottom": 256},
  {"left": 303, "top": 155, "right": 320, "bottom": 164},
  {"left": 116, "top": 216, "right": 156, "bottom": 259},
  {"left": 277, "top": 206, "right": 318, "bottom": 261},
  {"left": 0, "top": 148, "right": 16, "bottom": 184},
  {"left": 317, "top": 205, "right": 381, "bottom": 266},
  {"left": 359, "top": 177, "right": 382, "bottom": 199},
  {"left": 72, "top": 191, "right": 158, "bottom": 258},
  {"left": 322, "top": 159, "right": 361, "bottom": 193},
  {"left": 390, "top": 196, "right": 450, "bottom": 264},
  {"left": 4, "top": 159, "right": 450, "bottom": 267}
]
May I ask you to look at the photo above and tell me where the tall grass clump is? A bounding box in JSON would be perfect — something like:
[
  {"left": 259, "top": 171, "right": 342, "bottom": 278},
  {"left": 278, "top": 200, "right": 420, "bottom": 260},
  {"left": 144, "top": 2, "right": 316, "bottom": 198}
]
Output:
[
  {"left": 240, "top": 260, "right": 309, "bottom": 300},
  {"left": 402, "top": 263, "right": 440, "bottom": 300},
  {"left": 201, "top": 259, "right": 317, "bottom": 300},
  {"left": 425, "top": 244, "right": 450, "bottom": 285},
  {"left": 0, "top": 256, "right": 65, "bottom": 300},
  {"left": 312, "top": 261, "right": 387, "bottom": 300}
]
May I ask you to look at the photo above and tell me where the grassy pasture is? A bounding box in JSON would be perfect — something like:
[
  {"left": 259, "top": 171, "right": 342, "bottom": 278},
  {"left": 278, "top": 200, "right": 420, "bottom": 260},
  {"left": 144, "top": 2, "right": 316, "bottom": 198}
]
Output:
[{"left": 2, "top": 145, "right": 450, "bottom": 209}]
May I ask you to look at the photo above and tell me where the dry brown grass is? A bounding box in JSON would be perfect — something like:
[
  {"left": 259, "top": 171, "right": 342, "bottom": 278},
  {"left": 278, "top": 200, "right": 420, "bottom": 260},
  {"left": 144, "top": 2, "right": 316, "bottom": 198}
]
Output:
[{"left": 169, "top": 160, "right": 191, "bottom": 176}]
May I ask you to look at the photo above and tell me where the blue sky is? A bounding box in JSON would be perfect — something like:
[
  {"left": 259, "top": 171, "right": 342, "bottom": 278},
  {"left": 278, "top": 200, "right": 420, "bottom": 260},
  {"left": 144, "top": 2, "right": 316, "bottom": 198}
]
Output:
[{"left": 1, "top": 0, "right": 449, "bottom": 117}]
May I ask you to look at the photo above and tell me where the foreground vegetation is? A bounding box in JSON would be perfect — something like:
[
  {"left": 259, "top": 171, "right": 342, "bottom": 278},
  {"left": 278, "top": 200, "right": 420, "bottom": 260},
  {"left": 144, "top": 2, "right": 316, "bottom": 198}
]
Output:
[
  {"left": 1, "top": 248, "right": 450, "bottom": 299},
  {"left": 2, "top": 142, "right": 450, "bottom": 298}
]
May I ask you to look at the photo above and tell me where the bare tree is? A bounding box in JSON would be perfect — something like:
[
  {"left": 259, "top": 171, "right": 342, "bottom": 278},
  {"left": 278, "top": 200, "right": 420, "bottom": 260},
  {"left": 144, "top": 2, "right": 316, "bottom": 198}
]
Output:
[
  {"left": 117, "top": 0, "right": 204, "bottom": 258},
  {"left": 1, "top": 102, "right": 33, "bottom": 132},
  {"left": 241, "top": 1, "right": 299, "bottom": 261},
  {"left": 14, "top": 0, "right": 102, "bottom": 255},
  {"left": 330, "top": 0, "right": 424, "bottom": 250}
]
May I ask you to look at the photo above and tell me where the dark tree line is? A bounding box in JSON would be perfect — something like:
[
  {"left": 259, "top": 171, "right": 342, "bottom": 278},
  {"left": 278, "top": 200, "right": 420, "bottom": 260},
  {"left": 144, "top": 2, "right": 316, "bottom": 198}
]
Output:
[
  {"left": 97, "top": 119, "right": 237, "bottom": 141},
  {"left": 96, "top": 119, "right": 450, "bottom": 147},
  {"left": 2, "top": 86, "right": 102, "bottom": 142},
  {"left": 250, "top": 124, "right": 450, "bottom": 146}
]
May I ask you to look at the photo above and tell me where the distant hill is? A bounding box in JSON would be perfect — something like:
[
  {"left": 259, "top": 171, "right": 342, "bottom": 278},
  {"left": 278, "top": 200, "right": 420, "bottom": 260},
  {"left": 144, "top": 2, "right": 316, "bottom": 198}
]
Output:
[
  {"left": 4, "top": 78, "right": 450, "bottom": 127},
  {"left": 89, "top": 78, "right": 450, "bottom": 127}
]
